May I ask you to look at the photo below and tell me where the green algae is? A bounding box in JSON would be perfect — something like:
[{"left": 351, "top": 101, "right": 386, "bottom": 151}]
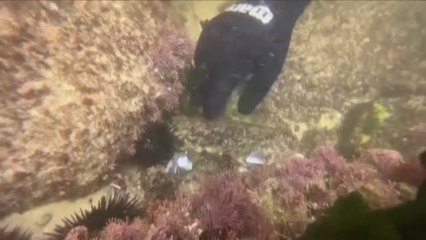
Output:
[{"left": 359, "top": 103, "right": 391, "bottom": 146}]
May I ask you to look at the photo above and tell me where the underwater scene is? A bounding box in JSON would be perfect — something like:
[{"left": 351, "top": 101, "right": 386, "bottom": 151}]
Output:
[{"left": 0, "top": 0, "right": 425, "bottom": 239}]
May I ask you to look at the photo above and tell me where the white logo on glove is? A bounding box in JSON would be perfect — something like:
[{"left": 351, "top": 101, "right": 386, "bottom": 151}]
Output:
[{"left": 225, "top": 3, "right": 274, "bottom": 25}]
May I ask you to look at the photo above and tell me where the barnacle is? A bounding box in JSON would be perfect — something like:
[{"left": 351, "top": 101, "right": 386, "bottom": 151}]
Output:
[
  {"left": 46, "top": 193, "right": 143, "bottom": 240},
  {"left": 0, "top": 225, "right": 32, "bottom": 240}
]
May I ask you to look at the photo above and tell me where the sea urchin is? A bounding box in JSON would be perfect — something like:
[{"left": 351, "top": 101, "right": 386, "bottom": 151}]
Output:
[
  {"left": 46, "top": 193, "right": 143, "bottom": 240},
  {"left": 133, "top": 120, "right": 181, "bottom": 167},
  {"left": 0, "top": 225, "right": 32, "bottom": 240}
]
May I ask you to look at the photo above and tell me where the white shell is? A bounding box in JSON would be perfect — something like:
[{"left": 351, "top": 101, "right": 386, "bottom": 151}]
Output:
[
  {"left": 177, "top": 154, "right": 193, "bottom": 171},
  {"left": 246, "top": 151, "right": 266, "bottom": 165},
  {"left": 165, "top": 152, "right": 193, "bottom": 174}
]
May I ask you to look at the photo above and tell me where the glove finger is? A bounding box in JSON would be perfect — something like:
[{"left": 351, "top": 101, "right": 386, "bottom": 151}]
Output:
[
  {"left": 238, "top": 28, "right": 295, "bottom": 115},
  {"left": 238, "top": 54, "right": 284, "bottom": 115},
  {"left": 201, "top": 75, "right": 240, "bottom": 120}
]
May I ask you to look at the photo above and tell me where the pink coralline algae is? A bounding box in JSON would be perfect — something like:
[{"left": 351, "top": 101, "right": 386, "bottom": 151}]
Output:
[
  {"left": 244, "top": 145, "right": 411, "bottom": 239},
  {"left": 99, "top": 219, "right": 148, "bottom": 240},
  {"left": 359, "top": 149, "right": 404, "bottom": 180},
  {"left": 151, "top": 30, "right": 194, "bottom": 84},
  {"left": 64, "top": 219, "right": 148, "bottom": 240},
  {"left": 389, "top": 159, "right": 426, "bottom": 186},
  {"left": 64, "top": 226, "right": 88, "bottom": 240},
  {"left": 61, "top": 146, "right": 416, "bottom": 240},
  {"left": 191, "top": 172, "right": 273, "bottom": 240},
  {"left": 150, "top": 31, "right": 195, "bottom": 113},
  {"left": 149, "top": 198, "right": 196, "bottom": 240}
]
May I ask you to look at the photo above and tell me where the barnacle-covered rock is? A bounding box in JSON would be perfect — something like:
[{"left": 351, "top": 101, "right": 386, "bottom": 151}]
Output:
[{"left": 0, "top": 1, "right": 193, "bottom": 217}]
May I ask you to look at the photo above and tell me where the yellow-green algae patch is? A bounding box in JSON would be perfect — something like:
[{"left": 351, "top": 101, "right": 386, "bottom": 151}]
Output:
[{"left": 317, "top": 109, "right": 343, "bottom": 130}]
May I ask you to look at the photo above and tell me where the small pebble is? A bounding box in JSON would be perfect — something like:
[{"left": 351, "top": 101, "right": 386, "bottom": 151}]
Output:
[{"left": 36, "top": 213, "right": 53, "bottom": 227}]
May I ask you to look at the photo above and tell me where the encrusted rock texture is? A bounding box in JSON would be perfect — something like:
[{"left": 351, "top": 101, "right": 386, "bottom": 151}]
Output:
[
  {"left": 175, "top": 1, "right": 425, "bottom": 164},
  {"left": 277, "top": 1, "right": 426, "bottom": 157},
  {"left": 0, "top": 1, "right": 193, "bottom": 217}
]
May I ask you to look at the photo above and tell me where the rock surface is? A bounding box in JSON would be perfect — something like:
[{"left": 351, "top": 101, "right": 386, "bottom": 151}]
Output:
[
  {"left": 0, "top": 1, "right": 192, "bottom": 217},
  {"left": 176, "top": 1, "right": 426, "bottom": 164}
]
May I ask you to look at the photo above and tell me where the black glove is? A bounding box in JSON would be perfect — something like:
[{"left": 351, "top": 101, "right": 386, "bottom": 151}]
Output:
[{"left": 192, "top": 0, "right": 311, "bottom": 120}]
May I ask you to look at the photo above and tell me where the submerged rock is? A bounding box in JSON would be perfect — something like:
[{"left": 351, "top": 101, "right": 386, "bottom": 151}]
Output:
[
  {"left": 0, "top": 1, "right": 193, "bottom": 217},
  {"left": 175, "top": 0, "right": 426, "bottom": 168}
]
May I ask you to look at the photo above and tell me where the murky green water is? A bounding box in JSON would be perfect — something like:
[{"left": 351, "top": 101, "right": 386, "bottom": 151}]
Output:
[{"left": 1, "top": 1, "right": 425, "bottom": 239}]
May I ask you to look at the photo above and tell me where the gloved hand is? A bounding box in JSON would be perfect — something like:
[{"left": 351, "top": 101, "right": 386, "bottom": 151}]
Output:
[{"left": 192, "top": 0, "right": 311, "bottom": 120}]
